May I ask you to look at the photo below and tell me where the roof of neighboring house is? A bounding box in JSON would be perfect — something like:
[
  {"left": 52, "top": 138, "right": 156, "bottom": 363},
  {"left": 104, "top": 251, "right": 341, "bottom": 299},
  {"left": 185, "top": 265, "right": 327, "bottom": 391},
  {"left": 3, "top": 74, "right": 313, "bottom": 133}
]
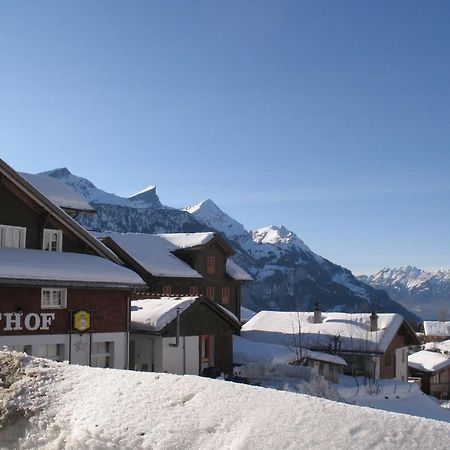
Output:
[
  {"left": 130, "top": 296, "right": 241, "bottom": 333},
  {"left": 423, "top": 321, "right": 450, "bottom": 337},
  {"left": 226, "top": 259, "right": 253, "bottom": 281},
  {"left": 94, "top": 231, "right": 252, "bottom": 281},
  {"left": 19, "top": 172, "right": 95, "bottom": 214},
  {"left": 408, "top": 350, "right": 450, "bottom": 373},
  {"left": 424, "top": 339, "right": 450, "bottom": 354},
  {"left": 0, "top": 248, "right": 145, "bottom": 288},
  {"left": 233, "top": 335, "right": 347, "bottom": 367},
  {"left": 241, "top": 311, "right": 418, "bottom": 354}
]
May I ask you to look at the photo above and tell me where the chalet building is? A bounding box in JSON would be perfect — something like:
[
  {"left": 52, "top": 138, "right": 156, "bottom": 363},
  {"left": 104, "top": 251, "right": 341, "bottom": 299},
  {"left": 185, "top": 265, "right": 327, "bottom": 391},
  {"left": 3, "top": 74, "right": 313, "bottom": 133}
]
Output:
[
  {"left": 93, "top": 231, "right": 253, "bottom": 320},
  {"left": 409, "top": 350, "right": 450, "bottom": 399},
  {"left": 130, "top": 295, "right": 241, "bottom": 376},
  {"left": 0, "top": 159, "right": 146, "bottom": 368},
  {"left": 241, "top": 306, "right": 420, "bottom": 380}
]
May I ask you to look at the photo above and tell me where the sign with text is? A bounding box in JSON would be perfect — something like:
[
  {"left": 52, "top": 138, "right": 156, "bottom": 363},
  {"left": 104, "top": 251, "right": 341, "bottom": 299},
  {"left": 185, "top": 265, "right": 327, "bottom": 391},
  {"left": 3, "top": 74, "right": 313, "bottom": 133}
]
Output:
[{"left": 0, "top": 312, "right": 55, "bottom": 332}]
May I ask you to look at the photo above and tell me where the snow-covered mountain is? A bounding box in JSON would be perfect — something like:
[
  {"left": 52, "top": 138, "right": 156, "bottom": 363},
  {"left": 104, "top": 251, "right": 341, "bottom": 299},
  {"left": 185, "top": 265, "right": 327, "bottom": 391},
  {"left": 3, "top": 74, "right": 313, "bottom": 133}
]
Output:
[
  {"left": 186, "top": 200, "right": 418, "bottom": 321},
  {"left": 40, "top": 168, "right": 204, "bottom": 234},
  {"left": 359, "top": 267, "right": 450, "bottom": 320},
  {"left": 40, "top": 169, "right": 419, "bottom": 321}
]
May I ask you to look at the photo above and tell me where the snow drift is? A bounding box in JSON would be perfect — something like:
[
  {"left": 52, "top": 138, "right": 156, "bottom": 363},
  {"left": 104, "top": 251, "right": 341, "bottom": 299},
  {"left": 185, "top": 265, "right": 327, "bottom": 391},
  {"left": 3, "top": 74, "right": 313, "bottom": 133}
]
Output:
[{"left": 0, "top": 351, "right": 449, "bottom": 449}]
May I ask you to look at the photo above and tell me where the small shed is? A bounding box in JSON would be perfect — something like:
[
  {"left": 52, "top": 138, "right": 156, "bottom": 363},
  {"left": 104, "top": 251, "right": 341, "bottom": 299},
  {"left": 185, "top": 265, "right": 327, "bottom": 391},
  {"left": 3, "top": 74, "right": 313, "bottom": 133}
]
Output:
[{"left": 130, "top": 295, "right": 241, "bottom": 377}]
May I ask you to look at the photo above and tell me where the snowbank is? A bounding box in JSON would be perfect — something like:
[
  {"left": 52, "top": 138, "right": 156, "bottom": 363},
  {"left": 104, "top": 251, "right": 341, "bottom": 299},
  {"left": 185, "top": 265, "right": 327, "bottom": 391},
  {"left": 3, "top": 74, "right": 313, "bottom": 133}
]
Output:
[{"left": 1, "top": 351, "right": 449, "bottom": 449}]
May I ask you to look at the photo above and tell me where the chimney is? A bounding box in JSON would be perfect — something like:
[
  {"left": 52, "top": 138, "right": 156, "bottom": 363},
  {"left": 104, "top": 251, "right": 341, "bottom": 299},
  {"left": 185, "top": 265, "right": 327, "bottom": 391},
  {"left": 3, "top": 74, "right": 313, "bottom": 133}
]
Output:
[
  {"left": 313, "top": 302, "right": 322, "bottom": 324},
  {"left": 370, "top": 311, "right": 378, "bottom": 332}
]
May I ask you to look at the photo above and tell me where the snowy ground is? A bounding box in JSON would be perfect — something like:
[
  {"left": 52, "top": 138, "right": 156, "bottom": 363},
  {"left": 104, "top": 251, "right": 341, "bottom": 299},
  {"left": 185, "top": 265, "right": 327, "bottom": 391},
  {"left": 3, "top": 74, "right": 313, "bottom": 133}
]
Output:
[
  {"left": 336, "top": 375, "right": 450, "bottom": 423},
  {"left": 1, "top": 351, "right": 449, "bottom": 449}
]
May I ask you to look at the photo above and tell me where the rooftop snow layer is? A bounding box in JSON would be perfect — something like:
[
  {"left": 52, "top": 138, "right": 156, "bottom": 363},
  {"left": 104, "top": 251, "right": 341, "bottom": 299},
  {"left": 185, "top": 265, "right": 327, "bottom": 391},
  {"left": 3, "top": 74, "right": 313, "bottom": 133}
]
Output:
[
  {"left": 408, "top": 350, "right": 450, "bottom": 373},
  {"left": 2, "top": 351, "right": 449, "bottom": 449},
  {"left": 226, "top": 259, "right": 253, "bottom": 281},
  {"left": 0, "top": 248, "right": 145, "bottom": 287},
  {"left": 242, "top": 311, "right": 405, "bottom": 354},
  {"left": 131, "top": 297, "right": 197, "bottom": 332},
  {"left": 20, "top": 172, "right": 95, "bottom": 213},
  {"left": 95, "top": 232, "right": 206, "bottom": 278},
  {"left": 423, "top": 321, "right": 450, "bottom": 336},
  {"left": 96, "top": 231, "right": 250, "bottom": 281},
  {"left": 424, "top": 339, "right": 450, "bottom": 354}
]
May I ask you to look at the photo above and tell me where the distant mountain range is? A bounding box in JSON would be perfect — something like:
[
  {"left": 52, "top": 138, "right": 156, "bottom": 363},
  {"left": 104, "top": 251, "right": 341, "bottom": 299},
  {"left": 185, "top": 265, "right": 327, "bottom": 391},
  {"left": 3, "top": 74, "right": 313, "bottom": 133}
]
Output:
[
  {"left": 359, "top": 267, "right": 450, "bottom": 320},
  {"left": 40, "top": 168, "right": 420, "bottom": 322}
]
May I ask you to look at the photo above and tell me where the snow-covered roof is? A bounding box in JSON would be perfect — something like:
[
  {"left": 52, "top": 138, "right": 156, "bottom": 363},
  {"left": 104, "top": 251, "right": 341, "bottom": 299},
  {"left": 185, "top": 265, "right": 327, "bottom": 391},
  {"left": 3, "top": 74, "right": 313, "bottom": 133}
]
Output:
[
  {"left": 423, "top": 321, "right": 450, "bottom": 337},
  {"left": 96, "top": 231, "right": 250, "bottom": 281},
  {"left": 408, "top": 350, "right": 450, "bottom": 373},
  {"left": 242, "top": 311, "right": 406, "bottom": 354},
  {"left": 226, "top": 259, "right": 253, "bottom": 281},
  {"left": 0, "top": 248, "right": 145, "bottom": 288},
  {"left": 96, "top": 232, "right": 205, "bottom": 278},
  {"left": 424, "top": 339, "right": 450, "bottom": 354},
  {"left": 20, "top": 172, "right": 95, "bottom": 213},
  {"left": 130, "top": 297, "right": 197, "bottom": 332},
  {"left": 233, "top": 336, "right": 346, "bottom": 366}
]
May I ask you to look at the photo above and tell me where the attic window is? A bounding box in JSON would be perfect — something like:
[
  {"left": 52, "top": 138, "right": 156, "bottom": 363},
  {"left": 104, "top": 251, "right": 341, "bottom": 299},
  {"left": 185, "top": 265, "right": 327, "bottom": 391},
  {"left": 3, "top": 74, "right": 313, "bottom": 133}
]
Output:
[
  {"left": 162, "top": 285, "right": 172, "bottom": 296},
  {"left": 0, "top": 225, "right": 26, "bottom": 248},
  {"left": 189, "top": 286, "right": 199, "bottom": 296},
  {"left": 43, "top": 229, "right": 63, "bottom": 252},
  {"left": 221, "top": 287, "right": 230, "bottom": 305},
  {"left": 206, "top": 286, "right": 215, "bottom": 300},
  {"left": 207, "top": 256, "right": 216, "bottom": 275}
]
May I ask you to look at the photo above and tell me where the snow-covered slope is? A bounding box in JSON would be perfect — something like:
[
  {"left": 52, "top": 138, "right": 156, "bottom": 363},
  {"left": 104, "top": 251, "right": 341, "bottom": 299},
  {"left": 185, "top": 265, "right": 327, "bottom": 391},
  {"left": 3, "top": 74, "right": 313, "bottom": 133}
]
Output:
[
  {"left": 1, "top": 351, "right": 449, "bottom": 449},
  {"left": 359, "top": 267, "right": 450, "bottom": 320},
  {"left": 39, "top": 169, "right": 418, "bottom": 321}
]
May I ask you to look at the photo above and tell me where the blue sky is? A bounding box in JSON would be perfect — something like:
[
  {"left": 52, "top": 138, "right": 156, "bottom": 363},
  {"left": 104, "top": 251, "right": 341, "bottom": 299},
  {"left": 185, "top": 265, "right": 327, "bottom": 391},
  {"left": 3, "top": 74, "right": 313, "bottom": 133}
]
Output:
[{"left": 1, "top": 1, "right": 449, "bottom": 274}]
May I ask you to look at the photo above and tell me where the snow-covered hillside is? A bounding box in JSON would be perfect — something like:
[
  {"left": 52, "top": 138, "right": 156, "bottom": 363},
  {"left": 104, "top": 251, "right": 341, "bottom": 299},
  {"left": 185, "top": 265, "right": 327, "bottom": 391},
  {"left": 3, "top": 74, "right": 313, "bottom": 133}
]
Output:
[
  {"left": 359, "top": 267, "right": 450, "bottom": 320},
  {"left": 1, "top": 351, "right": 449, "bottom": 449},
  {"left": 41, "top": 169, "right": 418, "bottom": 320}
]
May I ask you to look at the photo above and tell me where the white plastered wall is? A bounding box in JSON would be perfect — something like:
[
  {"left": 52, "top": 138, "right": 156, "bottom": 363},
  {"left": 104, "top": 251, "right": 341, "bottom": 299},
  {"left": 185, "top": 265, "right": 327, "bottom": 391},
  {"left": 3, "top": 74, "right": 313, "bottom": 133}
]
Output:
[
  {"left": 395, "top": 346, "right": 408, "bottom": 381},
  {"left": 0, "top": 332, "right": 127, "bottom": 369}
]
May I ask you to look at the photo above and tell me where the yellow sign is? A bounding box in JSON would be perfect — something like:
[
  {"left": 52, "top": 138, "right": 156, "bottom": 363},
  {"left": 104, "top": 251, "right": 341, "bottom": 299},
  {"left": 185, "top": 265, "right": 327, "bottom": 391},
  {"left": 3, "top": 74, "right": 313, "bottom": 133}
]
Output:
[{"left": 73, "top": 310, "right": 91, "bottom": 334}]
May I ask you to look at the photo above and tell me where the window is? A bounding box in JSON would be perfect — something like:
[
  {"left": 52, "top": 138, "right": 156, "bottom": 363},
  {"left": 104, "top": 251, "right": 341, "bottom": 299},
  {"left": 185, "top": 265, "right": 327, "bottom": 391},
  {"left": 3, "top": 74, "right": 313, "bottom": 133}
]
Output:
[
  {"left": 0, "top": 225, "right": 26, "bottom": 248},
  {"left": 41, "top": 288, "right": 67, "bottom": 308},
  {"left": 402, "top": 349, "right": 406, "bottom": 363},
  {"left": 162, "top": 285, "right": 172, "bottom": 296},
  {"left": 37, "top": 344, "right": 64, "bottom": 361},
  {"left": 9, "top": 345, "right": 32, "bottom": 355},
  {"left": 189, "top": 286, "right": 199, "bottom": 296},
  {"left": 206, "top": 286, "right": 215, "bottom": 300},
  {"left": 91, "top": 342, "right": 112, "bottom": 368},
  {"left": 206, "top": 256, "right": 216, "bottom": 275},
  {"left": 43, "top": 229, "right": 63, "bottom": 251},
  {"left": 200, "top": 336, "right": 211, "bottom": 361},
  {"left": 221, "top": 286, "right": 230, "bottom": 305},
  {"left": 431, "top": 373, "right": 441, "bottom": 384}
]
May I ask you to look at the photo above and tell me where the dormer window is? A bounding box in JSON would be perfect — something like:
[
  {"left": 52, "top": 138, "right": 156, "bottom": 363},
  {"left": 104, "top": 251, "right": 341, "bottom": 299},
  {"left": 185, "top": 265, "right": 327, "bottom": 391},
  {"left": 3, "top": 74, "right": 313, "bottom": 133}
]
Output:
[
  {"left": 0, "top": 225, "right": 26, "bottom": 248},
  {"left": 43, "top": 229, "right": 63, "bottom": 252},
  {"left": 206, "top": 256, "right": 216, "bottom": 275}
]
